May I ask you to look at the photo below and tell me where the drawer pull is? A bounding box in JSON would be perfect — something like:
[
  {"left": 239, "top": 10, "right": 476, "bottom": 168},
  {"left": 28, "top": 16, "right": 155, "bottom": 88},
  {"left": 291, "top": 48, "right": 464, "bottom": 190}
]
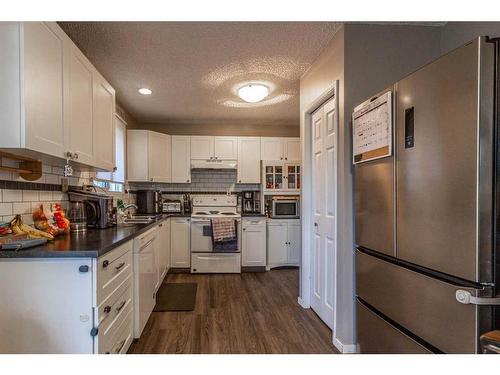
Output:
[
  {"left": 115, "top": 262, "right": 126, "bottom": 271},
  {"left": 103, "top": 305, "right": 111, "bottom": 314},
  {"left": 102, "top": 260, "right": 109, "bottom": 269},
  {"left": 116, "top": 300, "right": 127, "bottom": 312}
]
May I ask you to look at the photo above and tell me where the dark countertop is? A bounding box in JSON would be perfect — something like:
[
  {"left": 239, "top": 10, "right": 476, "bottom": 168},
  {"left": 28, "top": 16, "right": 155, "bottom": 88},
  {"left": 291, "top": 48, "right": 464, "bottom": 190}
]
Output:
[{"left": 0, "top": 214, "right": 190, "bottom": 259}]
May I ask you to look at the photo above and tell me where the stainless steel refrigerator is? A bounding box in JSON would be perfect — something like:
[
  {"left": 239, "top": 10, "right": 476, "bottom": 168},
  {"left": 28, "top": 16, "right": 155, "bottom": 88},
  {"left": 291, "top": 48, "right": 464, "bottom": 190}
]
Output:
[{"left": 354, "top": 37, "right": 500, "bottom": 354}]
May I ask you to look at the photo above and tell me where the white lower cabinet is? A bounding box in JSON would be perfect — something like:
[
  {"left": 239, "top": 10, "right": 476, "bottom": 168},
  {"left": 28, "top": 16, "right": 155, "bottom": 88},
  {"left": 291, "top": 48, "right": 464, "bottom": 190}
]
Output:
[
  {"left": 170, "top": 217, "right": 191, "bottom": 268},
  {"left": 267, "top": 219, "right": 301, "bottom": 268},
  {"left": 0, "top": 240, "right": 134, "bottom": 354},
  {"left": 242, "top": 217, "right": 267, "bottom": 267},
  {"left": 156, "top": 219, "right": 171, "bottom": 289}
]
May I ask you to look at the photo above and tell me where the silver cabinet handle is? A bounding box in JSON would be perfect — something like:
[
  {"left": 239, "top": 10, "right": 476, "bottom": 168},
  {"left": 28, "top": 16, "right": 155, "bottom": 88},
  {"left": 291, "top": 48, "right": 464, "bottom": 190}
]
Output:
[
  {"left": 116, "top": 300, "right": 127, "bottom": 312},
  {"left": 456, "top": 290, "right": 500, "bottom": 305},
  {"left": 115, "top": 262, "right": 126, "bottom": 271}
]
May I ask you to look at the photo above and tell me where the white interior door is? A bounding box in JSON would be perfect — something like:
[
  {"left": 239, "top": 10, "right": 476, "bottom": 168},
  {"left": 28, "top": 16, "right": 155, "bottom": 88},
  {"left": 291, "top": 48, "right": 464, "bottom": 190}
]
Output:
[{"left": 310, "top": 96, "right": 337, "bottom": 330}]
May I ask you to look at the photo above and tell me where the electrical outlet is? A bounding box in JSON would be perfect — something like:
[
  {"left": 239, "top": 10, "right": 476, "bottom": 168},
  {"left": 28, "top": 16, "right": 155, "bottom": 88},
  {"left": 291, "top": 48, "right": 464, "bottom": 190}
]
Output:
[{"left": 61, "top": 177, "right": 69, "bottom": 193}]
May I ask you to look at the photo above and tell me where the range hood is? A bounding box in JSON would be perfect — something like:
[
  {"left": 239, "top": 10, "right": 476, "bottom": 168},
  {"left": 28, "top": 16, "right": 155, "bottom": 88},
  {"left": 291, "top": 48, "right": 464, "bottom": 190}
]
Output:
[{"left": 191, "top": 159, "right": 237, "bottom": 170}]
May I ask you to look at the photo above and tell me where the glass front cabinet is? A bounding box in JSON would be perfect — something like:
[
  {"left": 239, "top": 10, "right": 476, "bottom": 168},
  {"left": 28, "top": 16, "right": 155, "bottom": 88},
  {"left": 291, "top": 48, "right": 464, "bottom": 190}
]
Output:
[{"left": 263, "top": 162, "right": 301, "bottom": 193}]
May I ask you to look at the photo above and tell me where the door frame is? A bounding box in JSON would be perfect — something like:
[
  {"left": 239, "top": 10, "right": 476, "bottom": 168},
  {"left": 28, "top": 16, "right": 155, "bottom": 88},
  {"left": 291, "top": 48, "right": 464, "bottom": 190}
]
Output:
[{"left": 299, "top": 81, "right": 339, "bottom": 322}]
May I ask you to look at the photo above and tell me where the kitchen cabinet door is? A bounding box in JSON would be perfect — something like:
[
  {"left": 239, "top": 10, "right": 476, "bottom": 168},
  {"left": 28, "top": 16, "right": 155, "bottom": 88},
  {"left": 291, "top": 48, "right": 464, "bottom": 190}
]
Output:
[
  {"left": 284, "top": 138, "right": 300, "bottom": 161},
  {"left": 287, "top": 221, "right": 301, "bottom": 264},
  {"left": 149, "top": 132, "right": 171, "bottom": 182},
  {"left": 261, "top": 137, "right": 284, "bottom": 161},
  {"left": 170, "top": 218, "right": 190, "bottom": 268},
  {"left": 23, "top": 22, "right": 66, "bottom": 159},
  {"left": 242, "top": 220, "right": 267, "bottom": 267},
  {"left": 214, "top": 136, "right": 238, "bottom": 159},
  {"left": 171, "top": 136, "right": 191, "bottom": 183},
  {"left": 191, "top": 136, "right": 213, "bottom": 160},
  {"left": 65, "top": 44, "right": 94, "bottom": 165},
  {"left": 92, "top": 72, "right": 116, "bottom": 171},
  {"left": 237, "top": 137, "right": 261, "bottom": 183},
  {"left": 127, "top": 130, "right": 149, "bottom": 181},
  {"left": 267, "top": 222, "right": 288, "bottom": 265}
]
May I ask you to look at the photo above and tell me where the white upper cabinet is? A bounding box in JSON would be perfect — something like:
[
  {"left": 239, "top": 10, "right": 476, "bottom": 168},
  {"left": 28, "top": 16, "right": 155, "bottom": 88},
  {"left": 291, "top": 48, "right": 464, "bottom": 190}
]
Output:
[
  {"left": 237, "top": 137, "right": 261, "bottom": 184},
  {"left": 171, "top": 136, "right": 191, "bottom": 183},
  {"left": 92, "top": 72, "right": 116, "bottom": 171},
  {"left": 214, "top": 137, "right": 238, "bottom": 159},
  {"left": 260, "top": 137, "right": 300, "bottom": 162},
  {"left": 148, "top": 132, "right": 171, "bottom": 182},
  {"left": 0, "top": 22, "right": 116, "bottom": 170},
  {"left": 260, "top": 137, "right": 284, "bottom": 161},
  {"left": 65, "top": 42, "right": 94, "bottom": 166},
  {"left": 190, "top": 136, "right": 214, "bottom": 160},
  {"left": 284, "top": 138, "right": 301, "bottom": 161},
  {"left": 191, "top": 136, "right": 237, "bottom": 160},
  {"left": 0, "top": 22, "right": 67, "bottom": 158},
  {"left": 127, "top": 130, "right": 171, "bottom": 183}
]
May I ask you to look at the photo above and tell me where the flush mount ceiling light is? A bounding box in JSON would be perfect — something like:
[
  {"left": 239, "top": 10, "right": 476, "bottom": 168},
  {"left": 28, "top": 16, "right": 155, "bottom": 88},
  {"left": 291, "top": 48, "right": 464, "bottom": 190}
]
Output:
[
  {"left": 237, "top": 84, "right": 269, "bottom": 103},
  {"left": 138, "top": 88, "right": 152, "bottom": 95}
]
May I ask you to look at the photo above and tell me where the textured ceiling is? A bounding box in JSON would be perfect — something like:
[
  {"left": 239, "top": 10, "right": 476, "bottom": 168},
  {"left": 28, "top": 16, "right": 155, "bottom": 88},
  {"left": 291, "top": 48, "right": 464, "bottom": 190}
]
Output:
[{"left": 59, "top": 22, "right": 343, "bottom": 127}]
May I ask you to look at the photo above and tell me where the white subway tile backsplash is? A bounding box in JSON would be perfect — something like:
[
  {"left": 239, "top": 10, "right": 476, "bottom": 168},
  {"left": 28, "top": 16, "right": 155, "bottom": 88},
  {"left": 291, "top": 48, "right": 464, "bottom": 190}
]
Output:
[
  {"left": 52, "top": 192, "right": 66, "bottom": 202},
  {"left": 52, "top": 166, "right": 64, "bottom": 176},
  {"left": 23, "top": 190, "right": 39, "bottom": 202},
  {"left": 13, "top": 202, "right": 31, "bottom": 215},
  {"left": 39, "top": 191, "right": 53, "bottom": 201},
  {"left": 3, "top": 189, "right": 23, "bottom": 202},
  {"left": 0, "top": 203, "right": 13, "bottom": 216},
  {"left": 21, "top": 213, "right": 34, "bottom": 225},
  {"left": 46, "top": 174, "right": 60, "bottom": 184}
]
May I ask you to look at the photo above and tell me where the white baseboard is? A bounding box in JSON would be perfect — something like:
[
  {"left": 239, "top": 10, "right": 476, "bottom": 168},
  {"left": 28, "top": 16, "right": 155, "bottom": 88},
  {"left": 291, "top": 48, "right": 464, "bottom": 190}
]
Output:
[
  {"left": 332, "top": 336, "right": 358, "bottom": 354},
  {"left": 297, "top": 297, "right": 310, "bottom": 309}
]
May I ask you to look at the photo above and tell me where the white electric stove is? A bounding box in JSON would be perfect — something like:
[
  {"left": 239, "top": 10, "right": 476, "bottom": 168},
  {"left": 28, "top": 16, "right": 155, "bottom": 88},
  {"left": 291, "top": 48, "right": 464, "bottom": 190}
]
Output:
[{"left": 190, "top": 195, "right": 241, "bottom": 274}]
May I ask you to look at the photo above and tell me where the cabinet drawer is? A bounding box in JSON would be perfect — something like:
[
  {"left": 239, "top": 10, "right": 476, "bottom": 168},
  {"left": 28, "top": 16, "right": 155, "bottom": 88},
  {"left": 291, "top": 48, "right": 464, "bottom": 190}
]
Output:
[
  {"left": 96, "top": 274, "right": 132, "bottom": 335},
  {"left": 243, "top": 219, "right": 266, "bottom": 228},
  {"left": 357, "top": 299, "right": 431, "bottom": 354},
  {"left": 100, "top": 308, "right": 133, "bottom": 354},
  {"left": 97, "top": 242, "right": 133, "bottom": 304}
]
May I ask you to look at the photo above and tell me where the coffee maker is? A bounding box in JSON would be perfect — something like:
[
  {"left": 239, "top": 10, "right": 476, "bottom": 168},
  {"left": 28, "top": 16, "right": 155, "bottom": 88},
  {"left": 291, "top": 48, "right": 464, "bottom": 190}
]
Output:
[{"left": 241, "top": 191, "right": 261, "bottom": 214}]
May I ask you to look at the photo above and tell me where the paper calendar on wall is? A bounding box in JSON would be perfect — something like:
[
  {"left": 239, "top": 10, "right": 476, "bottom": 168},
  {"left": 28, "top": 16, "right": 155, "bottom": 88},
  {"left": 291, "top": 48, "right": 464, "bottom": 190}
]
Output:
[{"left": 352, "top": 91, "right": 392, "bottom": 164}]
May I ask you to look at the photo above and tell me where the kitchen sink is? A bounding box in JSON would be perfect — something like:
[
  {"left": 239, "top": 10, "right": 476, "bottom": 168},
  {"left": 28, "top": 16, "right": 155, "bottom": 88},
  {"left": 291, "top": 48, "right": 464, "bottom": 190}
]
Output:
[{"left": 122, "top": 216, "right": 156, "bottom": 224}]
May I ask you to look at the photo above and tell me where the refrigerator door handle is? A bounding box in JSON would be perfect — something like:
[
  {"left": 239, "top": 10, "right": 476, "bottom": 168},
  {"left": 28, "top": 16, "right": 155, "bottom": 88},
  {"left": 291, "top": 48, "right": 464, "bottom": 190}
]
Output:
[{"left": 455, "top": 290, "right": 500, "bottom": 305}]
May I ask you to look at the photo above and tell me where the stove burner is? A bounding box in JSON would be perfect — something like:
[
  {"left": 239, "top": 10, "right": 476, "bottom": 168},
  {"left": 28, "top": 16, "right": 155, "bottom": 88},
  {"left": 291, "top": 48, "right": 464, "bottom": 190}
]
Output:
[
  {"left": 195, "top": 212, "right": 208, "bottom": 215},
  {"left": 209, "top": 210, "right": 219, "bottom": 214},
  {"left": 221, "top": 212, "right": 236, "bottom": 215}
]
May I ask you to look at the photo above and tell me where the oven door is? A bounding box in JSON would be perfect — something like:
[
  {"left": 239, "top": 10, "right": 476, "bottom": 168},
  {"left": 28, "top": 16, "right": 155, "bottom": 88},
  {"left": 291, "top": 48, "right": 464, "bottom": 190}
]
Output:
[
  {"left": 190, "top": 218, "right": 213, "bottom": 253},
  {"left": 272, "top": 200, "right": 299, "bottom": 218}
]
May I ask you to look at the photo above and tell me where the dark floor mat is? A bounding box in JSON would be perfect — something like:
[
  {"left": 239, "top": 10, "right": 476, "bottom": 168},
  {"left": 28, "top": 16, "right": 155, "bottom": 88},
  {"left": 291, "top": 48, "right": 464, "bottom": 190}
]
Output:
[{"left": 153, "top": 283, "right": 197, "bottom": 312}]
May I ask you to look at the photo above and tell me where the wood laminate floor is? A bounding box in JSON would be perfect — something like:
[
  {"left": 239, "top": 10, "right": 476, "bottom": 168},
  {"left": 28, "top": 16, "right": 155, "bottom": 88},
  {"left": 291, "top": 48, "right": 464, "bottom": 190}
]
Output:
[{"left": 128, "top": 269, "right": 337, "bottom": 354}]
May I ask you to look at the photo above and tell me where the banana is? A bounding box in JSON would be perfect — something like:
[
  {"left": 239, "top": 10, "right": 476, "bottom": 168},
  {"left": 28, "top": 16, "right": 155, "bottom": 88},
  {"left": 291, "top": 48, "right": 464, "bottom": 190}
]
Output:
[
  {"left": 18, "top": 223, "right": 54, "bottom": 240},
  {"left": 10, "top": 215, "right": 54, "bottom": 240}
]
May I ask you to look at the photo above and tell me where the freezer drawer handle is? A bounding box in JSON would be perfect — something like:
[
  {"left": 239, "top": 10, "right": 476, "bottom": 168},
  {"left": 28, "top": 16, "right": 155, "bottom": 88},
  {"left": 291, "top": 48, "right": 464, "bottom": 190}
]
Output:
[{"left": 455, "top": 290, "right": 500, "bottom": 305}]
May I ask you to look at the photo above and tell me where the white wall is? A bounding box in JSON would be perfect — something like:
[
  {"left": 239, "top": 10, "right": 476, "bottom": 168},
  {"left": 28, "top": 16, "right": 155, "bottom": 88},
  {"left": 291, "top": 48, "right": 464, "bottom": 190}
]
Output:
[{"left": 440, "top": 22, "right": 500, "bottom": 54}]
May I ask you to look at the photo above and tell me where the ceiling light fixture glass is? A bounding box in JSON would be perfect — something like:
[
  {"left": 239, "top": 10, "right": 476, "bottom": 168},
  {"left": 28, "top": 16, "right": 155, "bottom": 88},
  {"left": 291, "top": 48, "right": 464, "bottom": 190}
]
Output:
[
  {"left": 138, "top": 88, "right": 152, "bottom": 95},
  {"left": 237, "top": 84, "right": 269, "bottom": 103}
]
